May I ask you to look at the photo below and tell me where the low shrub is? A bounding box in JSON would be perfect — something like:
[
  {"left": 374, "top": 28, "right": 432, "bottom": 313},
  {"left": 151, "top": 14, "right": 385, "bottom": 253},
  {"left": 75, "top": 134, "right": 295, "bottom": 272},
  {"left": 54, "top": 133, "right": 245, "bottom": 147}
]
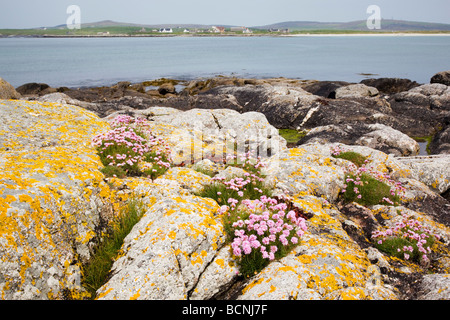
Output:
[
  {"left": 221, "top": 196, "right": 307, "bottom": 277},
  {"left": 332, "top": 146, "right": 405, "bottom": 206},
  {"left": 371, "top": 213, "right": 440, "bottom": 266},
  {"left": 198, "top": 152, "right": 273, "bottom": 208},
  {"left": 342, "top": 171, "right": 402, "bottom": 206},
  {"left": 92, "top": 115, "right": 172, "bottom": 179},
  {"left": 199, "top": 152, "right": 308, "bottom": 277}
]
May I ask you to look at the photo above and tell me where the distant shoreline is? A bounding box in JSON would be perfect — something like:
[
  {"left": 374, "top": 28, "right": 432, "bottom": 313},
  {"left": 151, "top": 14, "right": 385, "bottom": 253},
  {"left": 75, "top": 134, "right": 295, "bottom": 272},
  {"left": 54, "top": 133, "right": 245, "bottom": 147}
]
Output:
[
  {"left": 2, "top": 32, "right": 450, "bottom": 39},
  {"left": 284, "top": 33, "right": 450, "bottom": 37}
]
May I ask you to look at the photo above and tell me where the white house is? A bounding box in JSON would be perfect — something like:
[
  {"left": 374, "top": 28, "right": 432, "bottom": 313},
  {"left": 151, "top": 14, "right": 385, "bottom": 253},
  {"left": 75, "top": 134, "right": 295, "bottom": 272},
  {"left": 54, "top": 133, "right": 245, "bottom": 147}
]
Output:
[
  {"left": 159, "top": 28, "right": 173, "bottom": 33},
  {"left": 243, "top": 28, "right": 253, "bottom": 34},
  {"left": 211, "top": 26, "right": 225, "bottom": 33}
]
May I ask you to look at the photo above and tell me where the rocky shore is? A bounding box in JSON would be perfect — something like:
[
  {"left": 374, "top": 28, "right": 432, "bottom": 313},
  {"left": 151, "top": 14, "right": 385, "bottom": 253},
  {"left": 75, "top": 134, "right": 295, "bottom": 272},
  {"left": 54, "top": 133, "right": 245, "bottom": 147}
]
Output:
[{"left": 0, "top": 71, "right": 450, "bottom": 300}]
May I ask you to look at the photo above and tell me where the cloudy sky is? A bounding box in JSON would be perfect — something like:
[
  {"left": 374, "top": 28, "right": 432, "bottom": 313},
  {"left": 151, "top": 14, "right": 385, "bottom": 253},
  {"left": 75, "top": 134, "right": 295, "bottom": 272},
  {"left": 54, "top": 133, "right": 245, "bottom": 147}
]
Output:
[{"left": 1, "top": 0, "right": 450, "bottom": 29}]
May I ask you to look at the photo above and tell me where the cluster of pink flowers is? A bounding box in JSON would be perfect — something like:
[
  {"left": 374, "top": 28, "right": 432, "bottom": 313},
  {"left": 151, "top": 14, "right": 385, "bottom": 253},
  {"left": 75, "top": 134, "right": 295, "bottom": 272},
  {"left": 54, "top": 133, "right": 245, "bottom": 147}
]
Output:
[
  {"left": 230, "top": 196, "right": 307, "bottom": 261},
  {"left": 342, "top": 161, "right": 406, "bottom": 204},
  {"left": 330, "top": 145, "right": 347, "bottom": 156},
  {"left": 92, "top": 115, "right": 172, "bottom": 175},
  {"left": 92, "top": 125, "right": 149, "bottom": 168},
  {"left": 371, "top": 213, "right": 440, "bottom": 264}
]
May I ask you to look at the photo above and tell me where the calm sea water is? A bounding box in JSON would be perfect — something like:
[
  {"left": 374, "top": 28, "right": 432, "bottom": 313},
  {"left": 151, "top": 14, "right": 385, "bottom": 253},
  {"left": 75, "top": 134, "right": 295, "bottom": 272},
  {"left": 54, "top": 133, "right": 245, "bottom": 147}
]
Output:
[{"left": 0, "top": 36, "right": 449, "bottom": 88}]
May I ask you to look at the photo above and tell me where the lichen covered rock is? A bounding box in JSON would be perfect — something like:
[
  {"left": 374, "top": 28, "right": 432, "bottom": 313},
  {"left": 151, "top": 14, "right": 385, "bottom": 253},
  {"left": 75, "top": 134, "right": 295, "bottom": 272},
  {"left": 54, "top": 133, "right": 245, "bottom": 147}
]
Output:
[
  {"left": 96, "top": 195, "right": 226, "bottom": 300},
  {"left": 0, "top": 99, "right": 113, "bottom": 299},
  {"left": 2, "top": 98, "right": 450, "bottom": 301}
]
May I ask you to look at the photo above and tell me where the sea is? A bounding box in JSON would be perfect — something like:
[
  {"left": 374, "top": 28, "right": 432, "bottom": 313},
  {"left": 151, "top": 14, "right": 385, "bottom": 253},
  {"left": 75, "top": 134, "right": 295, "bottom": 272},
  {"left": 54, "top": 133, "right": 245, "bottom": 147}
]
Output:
[{"left": 0, "top": 35, "right": 449, "bottom": 88}]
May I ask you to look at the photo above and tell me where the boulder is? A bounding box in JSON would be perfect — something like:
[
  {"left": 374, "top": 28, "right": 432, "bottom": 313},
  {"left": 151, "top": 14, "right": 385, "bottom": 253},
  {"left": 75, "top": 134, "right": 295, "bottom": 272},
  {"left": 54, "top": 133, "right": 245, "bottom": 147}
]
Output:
[
  {"left": 334, "top": 84, "right": 379, "bottom": 99},
  {"left": 360, "top": 78, "right": 419, "bottom": 94},
  {"left": 158, "top": 82, "right": 176, "bottom": 95},
  {"left": 298, "top": 123, "right": 420, "bottom": 157},
  {"left": 396, "top": 155, "right": 450, "bottom": 194},
  {"left": 388, "top": 83, "right": 450, "bottom": 137},
  {"left": 16, "top": 82, "right": 55, "bottom": 96},
  {"left": 60, "top": 78, "right": 445, "bottom": 141},
  {"left": 0, "top": 78, "right": 21, "bottom": 100},
  {"left": 96, "top": 195, "right": 230, "bottom": 300},
  {"left": 429, "top": 124, "right": 450, "bottom": 155},
  {"left": 0, "top": 99, "right": 113, "bottom": 299},
  {"left": 301, "top": 80, "right": 350, "bottom": 98},
  {"left": 264, "top": 147, "right": 345, "bottom": 202},
  {"left": 431, "top": 70, "right": 450, "bottom": 86},
  {"left": 105, "top": 107, "right": 287, "bottom": 165}
]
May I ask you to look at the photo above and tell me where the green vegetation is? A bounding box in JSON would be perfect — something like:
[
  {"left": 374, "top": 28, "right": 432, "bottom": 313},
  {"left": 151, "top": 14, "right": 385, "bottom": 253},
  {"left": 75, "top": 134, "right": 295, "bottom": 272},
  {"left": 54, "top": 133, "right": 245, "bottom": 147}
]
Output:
[
  {"left": 92, "top": 115, "right": 172, "bottom": 180},
  {"left": 332, "top": 147, "right": 404, "bottom": 206},
  {"left": 278, "top": 129, "right": 307, "bottom": 146},
  {"left": 3, "top": 22, "right": 449, "bottom": 38},
  {"left": 342, "top": 172, "right": 401, "bottom": 206},
  {"left": 196, "top": 153, "right": 272, "bottom": 208},
  {"left": 81, "top": 198, "right": 145, "bottom": 298},
  {"left": 372, "top": 213, "right": 439, "bottom": 265},
  {"left": 332, "top": 151, "right": 368, "bottom": 167},
  {"left": 196, "top": 152, "right": 309, "bottom": 278}
]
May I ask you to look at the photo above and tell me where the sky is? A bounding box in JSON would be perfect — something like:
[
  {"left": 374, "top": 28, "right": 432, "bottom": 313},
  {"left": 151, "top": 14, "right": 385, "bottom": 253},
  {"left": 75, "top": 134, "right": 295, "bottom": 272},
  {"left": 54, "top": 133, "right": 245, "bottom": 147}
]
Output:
[{"left": 1, "top": 0, "right": 450, "bottom": 29}]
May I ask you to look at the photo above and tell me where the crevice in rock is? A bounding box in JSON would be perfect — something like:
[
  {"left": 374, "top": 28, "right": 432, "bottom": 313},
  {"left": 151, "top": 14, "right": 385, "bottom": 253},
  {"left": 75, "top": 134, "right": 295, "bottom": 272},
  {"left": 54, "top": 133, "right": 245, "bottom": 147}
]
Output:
[
  {"left": 208, "top": 276, "right": 247, "bottom": 300},
  {"left": 211, "top": 113, "right": 222, "bottom": 130},
  {"left": 186, "top": 241, "right": 226, "bottom": 300}
]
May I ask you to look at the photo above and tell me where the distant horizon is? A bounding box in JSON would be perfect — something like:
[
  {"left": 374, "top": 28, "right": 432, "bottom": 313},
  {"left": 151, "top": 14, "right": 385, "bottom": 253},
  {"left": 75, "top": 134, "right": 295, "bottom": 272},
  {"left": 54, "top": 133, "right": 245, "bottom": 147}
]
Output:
[
  {"left": 5, "top": 18, "right": 450, "bottom": 31},
  {"left": 1, "top": 0, "right": 449, "bottom": 29}
]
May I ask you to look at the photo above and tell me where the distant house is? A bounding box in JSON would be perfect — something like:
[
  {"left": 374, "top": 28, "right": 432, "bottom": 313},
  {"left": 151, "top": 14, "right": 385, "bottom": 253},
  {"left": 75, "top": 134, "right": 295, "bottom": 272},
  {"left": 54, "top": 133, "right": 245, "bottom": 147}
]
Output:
[
  {"left": 159, "top": 28, "right": 173, "bottom": 33},
  {"left": 211, "top": 26, "right": 225, "bottom": 33},
  {"left": 183, "top": 29, "right": 190, "bottom": 33},
  {"left": 230, "top": 26, "right": 246, "bottom": 32},
  {"left": 97, "top": 31, "right": 110, "bottom": 36},
  {"left": 268, "top": 28, "right": 280, "bottom": 32},
  {"left": 243, "top": 28, "right": 253, "bottom": 34}
]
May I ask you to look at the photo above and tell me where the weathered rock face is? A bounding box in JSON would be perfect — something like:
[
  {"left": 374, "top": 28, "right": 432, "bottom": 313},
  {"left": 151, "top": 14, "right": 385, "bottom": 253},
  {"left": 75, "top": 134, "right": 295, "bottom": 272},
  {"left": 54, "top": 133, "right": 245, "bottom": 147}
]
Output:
[
  {"left": 96, "top": 194, "right": 229, "bottom": 300},
  {"left": 97, "top": 142, "right": 450, "bottom": 300},
  {"left": 416, "top": 274, "right": 450, "bottom": 300},
  {"left": 388, "top": 83, "right": 450, "bottom": 136},
  {"left": 0, "top": 78, "right": 21, "bottom": 100},
  {"left": 104, "top": 107, "right": 287, "bottom": 165},
  {"left": 298, "top": 123, "right": 420, "bottom": 157},
  {"left": 396, "top": 155, "right": 450, "bottom": 195},
  {"left": 0, "top": 99, "right": 113, "bottom": 299},
  {"left": 2, "top": 99, "right": 450, "bottom": 300},
  {"left": 429, "top": 125, "right": 450, "bottom": 155},
  {"left": 55, "top": 76, "right": 450, "bottom": 154}
]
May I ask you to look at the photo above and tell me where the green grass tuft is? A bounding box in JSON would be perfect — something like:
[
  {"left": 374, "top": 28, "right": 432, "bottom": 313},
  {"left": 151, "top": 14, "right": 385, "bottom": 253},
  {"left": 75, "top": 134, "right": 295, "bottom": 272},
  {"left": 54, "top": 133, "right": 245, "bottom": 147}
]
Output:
[
  {"left": 342, "top": 173, "right": 401, "bottom": 206},
  {"left": 333, "top": 151, "right": 368, "bottom": 167},
  {"left": 81, "top": 198, "right": 145, "bottom": 298}
]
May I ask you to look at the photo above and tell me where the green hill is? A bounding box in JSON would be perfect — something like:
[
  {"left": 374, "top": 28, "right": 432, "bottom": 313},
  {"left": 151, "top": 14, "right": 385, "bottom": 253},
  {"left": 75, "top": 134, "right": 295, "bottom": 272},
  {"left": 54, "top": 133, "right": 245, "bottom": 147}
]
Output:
[{"left": 253, "top": 19, "right": 450, "bottom": 32}]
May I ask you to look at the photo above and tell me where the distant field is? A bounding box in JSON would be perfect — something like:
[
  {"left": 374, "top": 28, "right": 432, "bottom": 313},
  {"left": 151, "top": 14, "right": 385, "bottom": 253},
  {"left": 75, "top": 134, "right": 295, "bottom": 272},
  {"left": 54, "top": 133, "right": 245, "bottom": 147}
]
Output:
[{"left": 1, "top": 22, "right": 450, "bottom": 37}]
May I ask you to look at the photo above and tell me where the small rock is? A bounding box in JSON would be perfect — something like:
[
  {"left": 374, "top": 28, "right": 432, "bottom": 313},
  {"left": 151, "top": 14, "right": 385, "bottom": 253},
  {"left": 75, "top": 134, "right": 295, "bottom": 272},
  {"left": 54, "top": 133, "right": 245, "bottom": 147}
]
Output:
[
  {"left": 158, "top": 82, "right": 176, "bottom": 95},
  {"left": 334, "top": 84, "right": 379, "bottom": 99},
  {"left": 430, "top": 70, "right": 450, "bottom": 86},
  {"left": 0, "top": 77, "right": 21, "bottom": 99}
]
